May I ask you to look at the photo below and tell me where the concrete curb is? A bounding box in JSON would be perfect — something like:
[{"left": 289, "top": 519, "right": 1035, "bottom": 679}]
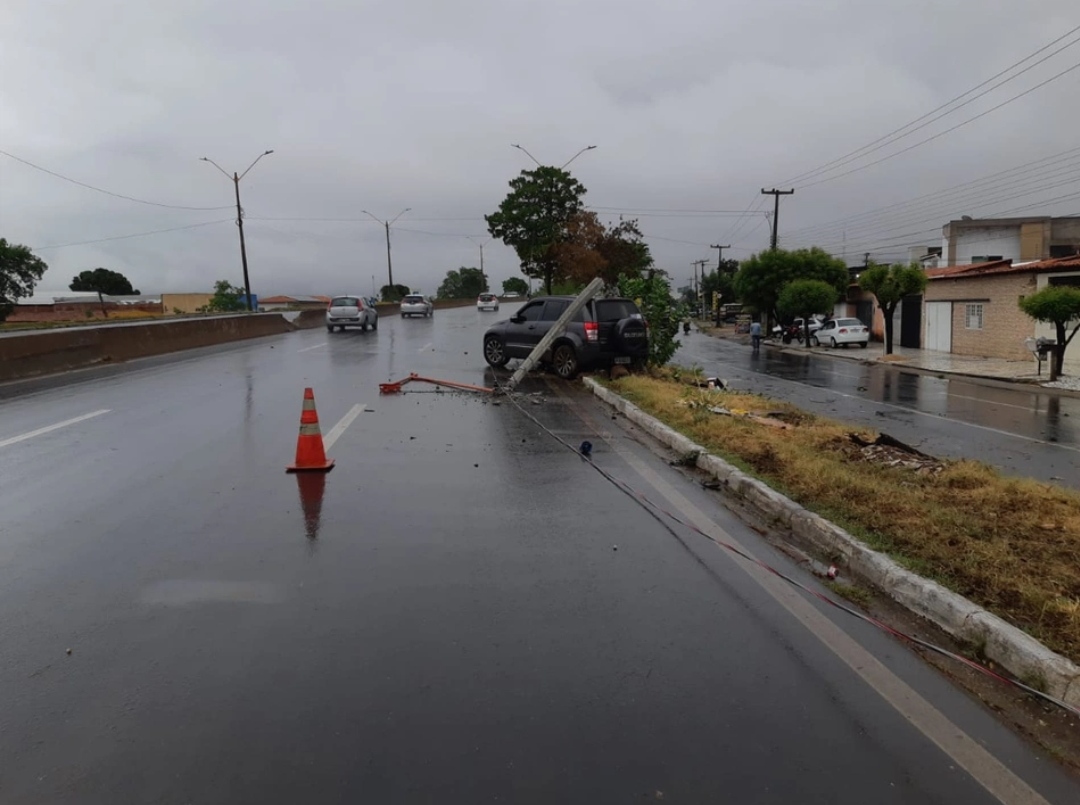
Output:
[{"left": 584, "top": 377, "right": 1080, "bottom": 706}]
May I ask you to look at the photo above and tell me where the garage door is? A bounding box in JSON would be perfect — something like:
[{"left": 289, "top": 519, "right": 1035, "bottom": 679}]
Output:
[{"left": 924, "top": 302, "right": 952, "bottom": 352}]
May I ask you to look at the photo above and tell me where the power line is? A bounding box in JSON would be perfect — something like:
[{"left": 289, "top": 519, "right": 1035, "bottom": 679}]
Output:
[
  {"left": 32, "top": 219, "right": 234, "bottom": 250},
  {"left": 784, "top": 145, "right": 1080, "bottom": 241},
  {"left": 780, "top": 24, "right": 1080, "bottom": 186},
  {"left": 798, "top": 59, "right": 1080, "bottom": 190},
  {"left": 1, "top": 149, "right": 233, "bottom": 211}
]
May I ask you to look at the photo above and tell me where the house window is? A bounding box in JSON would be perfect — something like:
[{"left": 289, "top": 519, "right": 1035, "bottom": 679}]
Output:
[
  {"left": 970, "top": 255, "right": 1002, "bottom": 263},
  {"left": 965, "top": 303, "right": 984, "bottom": 330},
  {"left": 1050, "top": 245, "right": 1078, "bottom": 258}
]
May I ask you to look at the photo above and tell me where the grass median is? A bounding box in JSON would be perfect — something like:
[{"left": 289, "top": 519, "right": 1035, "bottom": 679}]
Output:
[{"left": 607, "top": 369, "right": 1080, "bottom": 665}]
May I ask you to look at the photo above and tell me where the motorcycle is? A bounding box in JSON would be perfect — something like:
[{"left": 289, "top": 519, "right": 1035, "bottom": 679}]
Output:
[{"left": 779, "top": 323, "right": 804, "bottom": 344}]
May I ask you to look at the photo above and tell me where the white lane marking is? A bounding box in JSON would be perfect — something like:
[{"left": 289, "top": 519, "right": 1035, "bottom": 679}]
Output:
[
  {"left": 323, "top": 404, "right": 366, "bottom": 449},
  {"left": 418, "top": 342, "right": 433, "bottom": 353},
  {"left": 0, "top": 409, "right": 111, "bottom": 449},
  {"left": 297, "top": 342, "right": 327, "bottom": 353},
  {"left": 571, "top": 403, "right": 1053, "bottom": 805}
]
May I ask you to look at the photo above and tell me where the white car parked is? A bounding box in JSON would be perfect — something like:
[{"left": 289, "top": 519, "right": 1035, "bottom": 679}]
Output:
[
  {"left": 477, "top": 293, "right": 499, "bottom": 311},
  {"left": 812, "top": 317, "right": 869, "bottom": 348},
  {"left": 400, "top": 294, "right": 433, "bottom": 318}
]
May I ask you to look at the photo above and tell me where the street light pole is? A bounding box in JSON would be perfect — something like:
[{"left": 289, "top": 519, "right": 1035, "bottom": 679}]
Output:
[
  {"left": 200, "top": 150, "right": 274, "bottom": 311},
  {"left": 362, "top": 208, "right": 411, "bottom": 295},
  {"left": 468, "top": 237, "right": 490, "bottom": 291},
  {"left": 511, "top": 143, "right": 598, "bottom": 170}
]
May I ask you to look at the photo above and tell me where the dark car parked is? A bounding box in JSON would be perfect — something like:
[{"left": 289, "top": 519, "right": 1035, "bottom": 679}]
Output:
[{"left": 482, "top": 296, "right": 649, "bottom": 379}]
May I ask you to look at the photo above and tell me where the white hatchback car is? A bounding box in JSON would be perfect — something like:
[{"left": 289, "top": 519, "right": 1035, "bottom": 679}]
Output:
[
  {"left": 400, "top": 294, "right": 433, "bottom": 318},
  {"left": 812, "top": 317, "right": 869, "bottom": 348},
  {"left": 477, "top": 293, "right": 499, "bottom": 312}
]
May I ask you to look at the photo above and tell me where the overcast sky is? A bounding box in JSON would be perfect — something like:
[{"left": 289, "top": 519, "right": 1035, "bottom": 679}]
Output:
[{"left": 3, "top": 0, "right": 1079, "bottom": 297}]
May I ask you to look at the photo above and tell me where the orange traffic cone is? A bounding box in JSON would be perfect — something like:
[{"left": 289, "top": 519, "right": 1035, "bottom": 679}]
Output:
[{"left": 286, "top": 387, "right": 335, "bottom": 473}]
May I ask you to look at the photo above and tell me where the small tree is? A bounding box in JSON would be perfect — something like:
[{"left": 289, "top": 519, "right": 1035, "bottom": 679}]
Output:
[
  {"left": 858, "top": 263, "right": 928, "bottom": 354},
  {"left": 618, "top": 270, "right": 681, "bottom": 366},
  {"left": 502, "top": 277, "right": 528, "bottom": 296},
  {"left": 778, "top": 279, "right": 840, "bottom": 347},
  {"left": 380, "top": 283, "right": 410, "bottom": 302},
  {"left": 437, "top": 267, "right": 487, "bottom": 299},
  {"left": 70, "top": 267, "right": 140, "bottom": 317},
  {"left": 0, "top": 238, "right": 49, "bottom": 323},
  {"left": 205, "top": 280, "right": 247, "bottom": 312},
  {"left": 1019, "top": 286, "right": 1080, "bottom": 381}
]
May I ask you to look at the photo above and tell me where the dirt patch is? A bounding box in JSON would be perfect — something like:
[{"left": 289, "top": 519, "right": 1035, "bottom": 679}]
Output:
[{"left": 609, "top": 371, "right": 1080, "bottom": 665}]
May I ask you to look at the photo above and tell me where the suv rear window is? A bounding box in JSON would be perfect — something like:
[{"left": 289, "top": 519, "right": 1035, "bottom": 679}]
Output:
[
  {"left": 403, "top": 295, "right": 424, "bottom": 303},
  {"left": 332, "top": 297, "right": 359, "bottom": 307},
  {"left": 594, "top": 300, "right": 640, "bottom": 322}
]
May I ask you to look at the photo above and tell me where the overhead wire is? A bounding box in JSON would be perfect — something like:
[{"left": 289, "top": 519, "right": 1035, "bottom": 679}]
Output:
[
  {"left": 798, "top": 59, "right": 1080, "bottom": 190},
  {"left": 780, "top": 25, "right": 1080, "bottom": 187},
  {"left": 1, "top": 149, "right": 233, "bottom": 211},
  {"left": 32, "top": 219, "right": 234, "bottom": 250}
]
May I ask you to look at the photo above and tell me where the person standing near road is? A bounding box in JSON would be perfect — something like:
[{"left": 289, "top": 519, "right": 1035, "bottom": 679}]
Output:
[{"left": 750, "top": 320, "right": 762, "bottom": 353}]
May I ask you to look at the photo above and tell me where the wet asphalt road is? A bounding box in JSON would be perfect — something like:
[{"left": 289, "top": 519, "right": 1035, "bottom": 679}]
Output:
[
  {"left": 1, "top": 307, "right": 1079, "bottom": 804},
  {"left": 676, "top": 332, "right": 1080, "bottom": 488}
]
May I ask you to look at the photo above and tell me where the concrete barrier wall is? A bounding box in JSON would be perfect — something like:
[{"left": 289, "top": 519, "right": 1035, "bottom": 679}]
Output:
[{"left": 0, "top": 314, "right": 294, "bottom": 383}]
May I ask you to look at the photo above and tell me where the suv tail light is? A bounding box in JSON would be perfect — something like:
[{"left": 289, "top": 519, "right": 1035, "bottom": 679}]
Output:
[
  {"left": 584, "top": 321, "right": 599, "bottom": 342},
  {"left": 839, "top": 328, "right": 848, "bottom": 334}
]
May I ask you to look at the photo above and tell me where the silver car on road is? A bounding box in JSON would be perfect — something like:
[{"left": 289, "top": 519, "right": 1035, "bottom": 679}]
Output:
[
  {"left": 326, "top": 295, "right": 379, "bottom": 332},
  {"left": 400, "top": 294, "right": 434, "bottom": 318}
]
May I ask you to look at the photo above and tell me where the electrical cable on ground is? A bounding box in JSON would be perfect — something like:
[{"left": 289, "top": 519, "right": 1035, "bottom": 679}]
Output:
[{"left": 491, "top": 376, "right": 1080, "bottom": 720}]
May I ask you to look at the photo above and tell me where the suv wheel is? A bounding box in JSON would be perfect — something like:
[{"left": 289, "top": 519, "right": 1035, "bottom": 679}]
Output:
[
  {"left": 483, "top": 336, "right": 509, "bottom": 368},
  {"left": 553, "top": 344, "right": 579, "bottom": 379}
]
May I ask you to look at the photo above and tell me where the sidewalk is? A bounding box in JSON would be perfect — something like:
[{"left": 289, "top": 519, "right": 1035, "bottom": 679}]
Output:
[{"left": 697, "top": 323, "right": 1080, "bottom": 393}]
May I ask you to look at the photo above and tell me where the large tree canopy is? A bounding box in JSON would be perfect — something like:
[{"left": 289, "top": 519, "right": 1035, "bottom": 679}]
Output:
[
  {"left": 734, "top": 247, "right": 848, "bottom": 322},
  {"left": 0, "top": 238, "right": 49, "bottom": 322},
  {"left": 437, "top": 267, "right": 487, "bottom": 299},
  {"left": 858, "top": 263, "right": 928, "bottom": 354},
  {"left": 485, "top": 166, "right": 586, "bottom": 294},
  {"left": 70, "top": 268, "right": 139, "bottom": 296},
  {"left": 1019, "top": 285, "right": 1080, "bottom": 381}
]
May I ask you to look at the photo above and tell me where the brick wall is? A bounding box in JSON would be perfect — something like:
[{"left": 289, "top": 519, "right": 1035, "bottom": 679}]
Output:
[
  {"left": 924, "top": 272, "right": 1038, "bottom": 360},
  {"left": 7, "top": 302, "right": 163, "bottom": 323}
]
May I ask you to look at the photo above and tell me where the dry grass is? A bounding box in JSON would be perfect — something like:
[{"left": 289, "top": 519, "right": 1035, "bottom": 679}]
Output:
[{"left": 611, "top": 371, "right": 1080, "bottom": 663}]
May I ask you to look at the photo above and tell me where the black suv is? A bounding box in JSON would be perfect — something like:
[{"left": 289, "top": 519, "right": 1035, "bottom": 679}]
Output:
[{"left": 482, "top": 296, "right": 649, "bottom": 379}]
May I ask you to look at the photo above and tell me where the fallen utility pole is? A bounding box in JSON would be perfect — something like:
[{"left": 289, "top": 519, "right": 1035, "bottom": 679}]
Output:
[{"left": 500, "top": 277, "right": 604, "bottom": 394}]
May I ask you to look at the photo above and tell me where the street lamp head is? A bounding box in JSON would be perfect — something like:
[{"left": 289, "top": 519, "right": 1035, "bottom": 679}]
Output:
[{"left": 264, "top": 150, "right": 274, "bottom": 155}]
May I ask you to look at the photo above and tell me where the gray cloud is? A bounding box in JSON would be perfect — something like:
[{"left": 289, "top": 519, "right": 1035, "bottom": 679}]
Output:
[{"left": 2, "top": 0, "right": 1078, "bottom": 298}]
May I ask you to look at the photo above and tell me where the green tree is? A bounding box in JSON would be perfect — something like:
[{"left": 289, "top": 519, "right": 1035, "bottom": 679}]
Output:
[
  {"left": 858, "top": 263, "right": 928, "bottom": 354},
  {"left": 437, "top": 267, "right": 487, "bottom": 299},
  {"left": 734, "top": 247, "right": 848, "bottom": 324},
  {"left": 618, "top": 269, "right": 682, "bottom": 366},
  {"left": 204, "top": 280, "right": 246, "bottom": 313},
  {"left": 70, "top": 267, "right": 140, "bottom": 317},
  {"left": 380, "top": 283, "right": 411, "bottom": 302},
  {"left": 502, "top": 277, "right": 529, "bottom": 296},
  {"left": 0, "top": 238, "right": 49, "bottom": 323},
  {"left": 485, "top": 166, "right": 587, "bottom": 295},
  {"left": 1019, "top": 286, "right": 1080, "bottom": 381},
  {"left": 778, "top": 280, "right": 841, "bottom": 347}
]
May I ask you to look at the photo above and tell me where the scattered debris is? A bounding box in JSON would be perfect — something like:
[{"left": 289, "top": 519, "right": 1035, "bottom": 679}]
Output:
[
  {"left": 846, "top": 432, "right": 944, "bottom": 474},
  {"left": 669, "top": 450, "right": 701, "bottom": 467},
  {"left": 66, "top": 648, "right": 72, "bottom": 655}
]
